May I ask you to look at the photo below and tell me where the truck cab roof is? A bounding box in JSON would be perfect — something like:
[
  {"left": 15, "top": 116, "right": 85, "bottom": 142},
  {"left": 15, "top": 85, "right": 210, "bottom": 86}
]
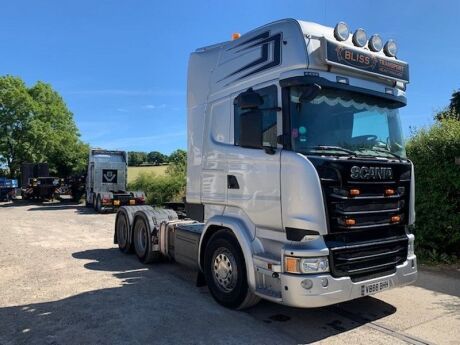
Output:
[{"left": 188, "top": 18, "right": 408, "bottom": 107}]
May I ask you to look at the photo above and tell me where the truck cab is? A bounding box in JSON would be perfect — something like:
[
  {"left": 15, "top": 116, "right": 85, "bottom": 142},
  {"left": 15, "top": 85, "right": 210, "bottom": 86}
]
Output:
[
  {"left": 186, "top": 19, "right": 416, "bottom": 307},
  {"left": 114, "top": 19, "right": 417, "bottom": 309},
  {"left": 86, "top": 149, "right": 145, "bottom": 212}
]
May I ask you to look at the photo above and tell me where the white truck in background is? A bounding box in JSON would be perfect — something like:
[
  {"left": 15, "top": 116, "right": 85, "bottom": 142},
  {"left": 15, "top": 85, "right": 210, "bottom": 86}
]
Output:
[
  {"left": 114, "top": 19, "right": 417, "bottom": 309},
  {"left": 86, "top": 149, "right": 145, "bottom": 213}
]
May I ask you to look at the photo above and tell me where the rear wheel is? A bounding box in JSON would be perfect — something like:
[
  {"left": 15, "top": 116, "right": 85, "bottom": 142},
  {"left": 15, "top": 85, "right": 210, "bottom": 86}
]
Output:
[
  {"left": 95, "top": 195, "right": 102, "bottom": 213},
  {"left": 204, "top": 230, "right": 260, "bottom": 309},
  {"left": 116, "top": 214, "right": 132, "bottom": 253},
  {"left": 133, "top": 217, "right": 160, "bottom": 264}
]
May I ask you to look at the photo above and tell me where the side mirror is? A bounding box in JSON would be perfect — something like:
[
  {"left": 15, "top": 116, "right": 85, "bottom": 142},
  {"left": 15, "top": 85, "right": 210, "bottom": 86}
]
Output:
[
  {"left": 235, "top": 88, "right": 264, "bottom": 110},
  {"left": 239, "top": 110, "right": 263, "bottom": 149}
]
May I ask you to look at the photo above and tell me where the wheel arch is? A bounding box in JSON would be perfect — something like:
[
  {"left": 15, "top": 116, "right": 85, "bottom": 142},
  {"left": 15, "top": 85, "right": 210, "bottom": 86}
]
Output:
[{"left": 198, "top": 215, "right": 257, "bottom": 291}]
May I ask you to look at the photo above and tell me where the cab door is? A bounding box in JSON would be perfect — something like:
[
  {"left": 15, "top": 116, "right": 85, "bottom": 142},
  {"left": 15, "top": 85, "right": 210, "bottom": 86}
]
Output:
[{"left": 226, "top": 85, "right": 282, "bottom": 237}]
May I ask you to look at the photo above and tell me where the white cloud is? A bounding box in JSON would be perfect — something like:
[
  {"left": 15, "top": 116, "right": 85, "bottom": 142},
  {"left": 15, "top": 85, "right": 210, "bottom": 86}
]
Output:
[{"left": 142, "top": 104, "right": 167, "bottom": 110}]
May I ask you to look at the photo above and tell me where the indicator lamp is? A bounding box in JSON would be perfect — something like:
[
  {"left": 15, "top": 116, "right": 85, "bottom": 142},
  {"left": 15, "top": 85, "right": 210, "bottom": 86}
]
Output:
[
  {"left": 352, "top": 28, "right": 367, "bottom": 47},
  {"left": 384, "top": 39, "right": 398, "bottom": 57},
  {"left": 334, "top": 22, "right": 350, "bottom": 41},
  {"left": 368, "top": 34, "right": 383, "bottom": 52}
]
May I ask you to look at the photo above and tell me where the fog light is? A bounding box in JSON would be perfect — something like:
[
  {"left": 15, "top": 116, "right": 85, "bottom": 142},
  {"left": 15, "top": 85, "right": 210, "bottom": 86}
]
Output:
[
  {"left": 301, "top": 279, "right": 313, "bottom": 290},
  {"left": 384, "top": 39, "right": 398, "bottom": 57},
  {"left": 334, "top": 22, "right": 350, "bottom": 41},
  {"left": 352, "top": 28, "right": 367, "bottom": 47},
  {"left": 321, "top": 277, "right": 329, "bottom": 287},
  {"left": 369, "top": 34, "right": 383, "bottom": 52}
]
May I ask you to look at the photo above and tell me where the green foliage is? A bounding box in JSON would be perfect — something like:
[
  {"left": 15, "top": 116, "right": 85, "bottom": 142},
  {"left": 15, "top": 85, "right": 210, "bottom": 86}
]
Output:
[
  {"left": 406, "top": 119, "right": 460, "bottom": 259},
  {"left": 435, "top": 89, "right": 460, "bottom": 121},
  {"left": 128, "top": 151, "right": 148, "bottom": 166},
  {"left": 129, "top": 150, "right": 187, "bottom": 205},
  {"left": 0, "top": 75, "right": 88, "bottom": 177},
  {"left": 147, "top": 151, "right": 168, "bottom": 165}
]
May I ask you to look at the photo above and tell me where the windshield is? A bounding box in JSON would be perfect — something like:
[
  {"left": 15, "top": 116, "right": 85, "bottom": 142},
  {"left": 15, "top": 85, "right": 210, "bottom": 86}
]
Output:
[{"left": 288, "top": 86, "right": 406, "bottom": 159}]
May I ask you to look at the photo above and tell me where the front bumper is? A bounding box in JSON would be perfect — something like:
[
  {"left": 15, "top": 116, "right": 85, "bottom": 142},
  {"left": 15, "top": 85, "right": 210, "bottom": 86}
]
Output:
[{"left": 279, "top": 255, "right": 417, "bottom": 308}]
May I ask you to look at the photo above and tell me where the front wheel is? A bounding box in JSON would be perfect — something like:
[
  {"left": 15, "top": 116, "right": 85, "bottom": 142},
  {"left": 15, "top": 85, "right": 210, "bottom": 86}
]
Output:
[{"left": 204, "top": 230, "right": 260, "bottom": 309}]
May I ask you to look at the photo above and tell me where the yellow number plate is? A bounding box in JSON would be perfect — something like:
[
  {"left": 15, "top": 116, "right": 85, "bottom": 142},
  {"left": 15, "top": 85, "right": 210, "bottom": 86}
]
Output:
[
  {"left": 129, "top": 200, "right": 136, "bottom": 205},
  {"left": 113, "top": 200, "right": 120, "bottom": 206}
]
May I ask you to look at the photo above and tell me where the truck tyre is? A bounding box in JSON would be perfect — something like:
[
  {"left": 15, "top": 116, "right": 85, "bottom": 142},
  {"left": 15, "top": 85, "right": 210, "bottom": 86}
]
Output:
[
  {"left": 95, "top": 195, "right": 102, "bottom": 213},
  {"left": 116, "top": 213, "right": 132, "bottom": 254},
  {"left": 133, "top": 217, "right": 160, "bottom": 264},
  {"left": 204, "top": 230, "right": 260, "bottom": 309}
]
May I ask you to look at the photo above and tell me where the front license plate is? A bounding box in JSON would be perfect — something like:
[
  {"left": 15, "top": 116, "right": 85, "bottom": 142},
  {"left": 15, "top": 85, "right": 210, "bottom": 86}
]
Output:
[{"left": 361, "top": 280, "right": 391, "bottom": 296}]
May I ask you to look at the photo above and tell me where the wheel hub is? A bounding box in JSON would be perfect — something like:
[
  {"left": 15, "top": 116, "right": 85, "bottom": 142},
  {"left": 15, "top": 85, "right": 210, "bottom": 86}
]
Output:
[{"left": 212, "top": 249, "right": 237, "bottom": 292}]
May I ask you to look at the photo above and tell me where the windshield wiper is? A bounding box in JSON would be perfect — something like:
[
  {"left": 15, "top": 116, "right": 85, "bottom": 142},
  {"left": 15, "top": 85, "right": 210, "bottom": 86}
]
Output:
[
  {"left": 358, "top": 146, "right": 403, "bottom": 160},
  {"left": 307, "top": 145, "right": 357, "bottom": 156}
]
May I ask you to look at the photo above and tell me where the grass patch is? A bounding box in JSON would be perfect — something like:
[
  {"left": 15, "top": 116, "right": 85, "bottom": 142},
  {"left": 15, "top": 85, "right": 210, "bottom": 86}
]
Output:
[{"left": 128, "top": 165, "right": 168, "bottom": 183}]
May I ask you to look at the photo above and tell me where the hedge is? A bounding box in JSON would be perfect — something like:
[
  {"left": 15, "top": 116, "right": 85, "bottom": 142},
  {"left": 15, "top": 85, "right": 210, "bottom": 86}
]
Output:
[{"left": 406, "top": 119, "right": 460, "bottom": 262}]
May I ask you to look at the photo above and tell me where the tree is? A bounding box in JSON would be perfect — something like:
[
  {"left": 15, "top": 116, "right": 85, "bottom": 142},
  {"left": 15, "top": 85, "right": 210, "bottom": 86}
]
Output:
[
  {"left": 0, "top": 76, "right": 87, "bottom": 177},
  {"left": 449, "top": 90, "right": 460, "bottom": 116},
  {"left": 435, "top": 90, "right": 460, "bottom": 121},
  {"left": 167, "top": 149, "right": 187, "bottom": 176},
  {"left": 128, "top": 151, "right": 147, "bottom": 166},
  {"left": 147, "top": 151, "right": 168, "bottom": 165}
]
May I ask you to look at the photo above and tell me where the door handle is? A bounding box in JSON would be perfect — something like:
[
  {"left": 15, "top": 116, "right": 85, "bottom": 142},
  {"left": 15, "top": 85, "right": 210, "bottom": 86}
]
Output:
[{"left": 227, "top": 175, "right": 239, "bottom": 189}]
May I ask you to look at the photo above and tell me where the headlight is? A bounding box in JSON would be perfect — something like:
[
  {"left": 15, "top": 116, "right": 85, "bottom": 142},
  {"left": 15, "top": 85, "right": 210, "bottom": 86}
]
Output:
[
  {"left": 284, "top": 256, "right": 329, "bottom": 274},
  {"left": 334, "top": 22, "right": 349, "bottom": 41},
  {"left": 352, "top": 28, "right": 367, "bottom": 47},
  {"left": 301, "top": 257, "right": 329, "bottom": 274},
  {"left": 384, "top": 39, "right": 397, "bottom": 57},
  {"left": 368, "top": 34, "right": 383, "bottom": 52}
]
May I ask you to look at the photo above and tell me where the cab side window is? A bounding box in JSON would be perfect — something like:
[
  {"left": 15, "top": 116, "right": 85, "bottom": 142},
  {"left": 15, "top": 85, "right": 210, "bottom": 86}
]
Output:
[{"left": 234, "top": 85, "right": 278, "bottom": 148}]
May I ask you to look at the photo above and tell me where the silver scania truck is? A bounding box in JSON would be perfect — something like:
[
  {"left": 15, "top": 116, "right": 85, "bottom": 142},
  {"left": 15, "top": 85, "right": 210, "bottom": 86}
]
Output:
[
  {"left": 86, "top": 149, "right": 145, "bottom": 213},
  {"left": 114, "top": 19, "right": 417, "bottom": 309}
]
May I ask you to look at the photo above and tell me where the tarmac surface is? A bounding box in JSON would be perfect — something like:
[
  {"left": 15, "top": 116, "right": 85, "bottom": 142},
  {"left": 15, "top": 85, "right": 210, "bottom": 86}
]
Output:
[{"left": 0, "top": 201, "right": 459, "bottom": 345}]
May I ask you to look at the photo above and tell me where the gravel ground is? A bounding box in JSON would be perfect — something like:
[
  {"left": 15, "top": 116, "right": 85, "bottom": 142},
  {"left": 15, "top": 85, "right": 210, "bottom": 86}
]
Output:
[{"left": 0, "top": 201, "right": 459, "bottom": 345}]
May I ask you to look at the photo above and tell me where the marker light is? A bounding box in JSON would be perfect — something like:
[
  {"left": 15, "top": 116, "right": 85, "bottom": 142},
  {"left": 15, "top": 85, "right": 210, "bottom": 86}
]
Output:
[
  {"left": 384, "top": 39, "right": 398, "bottom": 57},
  {"left": 385, "top": 188, "right": 396, "bottom": 196},
  {"left": 334, "top": 22, "right": 350, "bottom": 41},
  {"left": 352, "top": 28, "right": 367, "bottom": 47},
  {"left": 391, "top": 215, "right": 401, "bottom": 223},
  {"left": 345, "top": 219, "right": 356, "bottom": 226},
  {"left": 349, "top": 189, "right": 360, "bottom": 197},
  {"left": 232, "top": 32, "right": 241, "bottom": 40},
  {"left": 368, "top": 34, "right": 383, "bottom": 52}
]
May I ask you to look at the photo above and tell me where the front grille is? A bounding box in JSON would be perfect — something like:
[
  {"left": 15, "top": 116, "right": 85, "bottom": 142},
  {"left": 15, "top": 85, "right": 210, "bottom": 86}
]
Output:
[
  {"left": 309, "top": 157, "right": 412, "bottom": 281},
  {"left": 329, "top": 237, "right": 408, "bottom": 282}
]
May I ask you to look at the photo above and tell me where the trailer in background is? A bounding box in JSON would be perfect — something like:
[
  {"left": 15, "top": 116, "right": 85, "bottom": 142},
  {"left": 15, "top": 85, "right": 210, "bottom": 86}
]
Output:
[
  {"left": 0, "top": 178, "right": 19, "bottom": 201},
  {"left": 86, "top": 149, "right": 145, "bottom": 213}
]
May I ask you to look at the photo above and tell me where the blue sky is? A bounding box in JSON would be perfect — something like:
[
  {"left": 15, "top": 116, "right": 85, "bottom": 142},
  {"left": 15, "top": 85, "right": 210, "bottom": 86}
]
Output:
[{"left": 1, "top": 0, "right": 458, "bottom": 154}]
